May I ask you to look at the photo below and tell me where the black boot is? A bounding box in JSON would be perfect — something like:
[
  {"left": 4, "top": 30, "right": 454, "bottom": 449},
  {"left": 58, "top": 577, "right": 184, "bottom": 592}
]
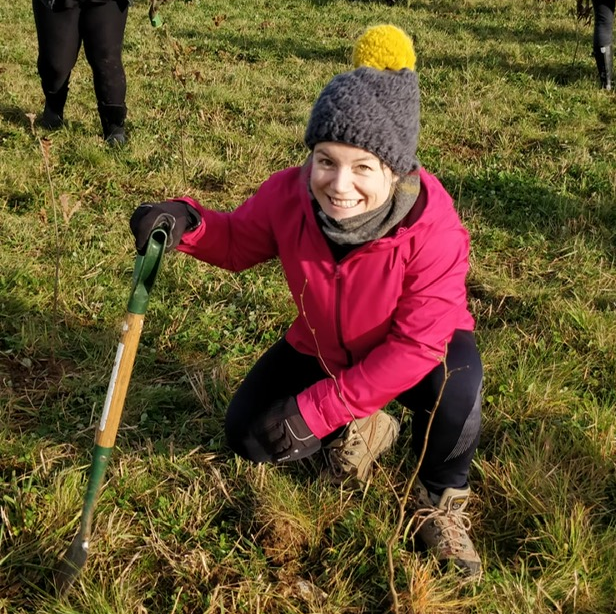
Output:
[
  {"left": 41, "top": 103, "right": 64, "bottom": 129},
  {"left": 594, "top": 44, "right": 613, "bottom": 91},
  {"left": 40, "top": 83, "right": 68, "bottom": 129},
  {"left": 98, "top": 103, "right": 127, "bottom": 146}
]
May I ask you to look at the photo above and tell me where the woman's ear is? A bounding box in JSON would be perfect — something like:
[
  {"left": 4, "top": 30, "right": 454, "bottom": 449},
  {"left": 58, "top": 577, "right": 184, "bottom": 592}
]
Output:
[{"left": 388, "top": 172, "right": 402, "bottom": 200}]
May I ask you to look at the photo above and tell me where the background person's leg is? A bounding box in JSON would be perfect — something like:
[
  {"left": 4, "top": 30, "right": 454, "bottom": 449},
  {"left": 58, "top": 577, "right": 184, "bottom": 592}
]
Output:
[
  {"left": 592, "top": 0, "right": 614, "bottom": 88},
  {"left": 81, "top": 0, "right": 129, "bottom": 141},
  {"left": 32, "top": 0, "right": 81, "bottom": 125},
  {"left": 593, "top": 0, "right": 615, "bottom": 47}
]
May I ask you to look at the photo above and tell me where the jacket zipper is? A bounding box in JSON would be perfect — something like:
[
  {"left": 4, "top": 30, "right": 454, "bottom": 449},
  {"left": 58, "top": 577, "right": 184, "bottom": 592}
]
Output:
[{"left": 334, "top": 265, "right": 353, "bottom": 367}]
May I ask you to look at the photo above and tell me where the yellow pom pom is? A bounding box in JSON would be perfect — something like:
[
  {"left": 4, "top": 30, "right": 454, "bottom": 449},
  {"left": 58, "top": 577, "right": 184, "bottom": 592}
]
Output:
[{"left": 352, "top": 24, "right": 416, "bottom": 71}]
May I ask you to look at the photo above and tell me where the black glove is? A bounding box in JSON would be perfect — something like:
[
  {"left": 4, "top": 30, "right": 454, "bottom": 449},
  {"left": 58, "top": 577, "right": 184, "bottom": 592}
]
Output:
[
  {"left": 130, "top": 201, "right": 201, "bottom": 254},
  {"left": 252, "top": 397, "right": 321, "bottom": 463}
]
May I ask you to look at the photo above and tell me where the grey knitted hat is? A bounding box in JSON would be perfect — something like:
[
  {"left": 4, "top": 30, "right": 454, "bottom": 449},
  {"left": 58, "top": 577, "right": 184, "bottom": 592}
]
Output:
[{"left": 305, "top": 25, "right": 420, "bottom": 176}]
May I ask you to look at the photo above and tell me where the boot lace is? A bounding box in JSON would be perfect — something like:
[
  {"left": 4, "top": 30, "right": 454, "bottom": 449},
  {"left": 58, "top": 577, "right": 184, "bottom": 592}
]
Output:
[
  {"left": 328, "top": 423, "right": 364, "bottom": 476},
  {"left": 411, "top": 505, "right": 473, "bottom": 555}
]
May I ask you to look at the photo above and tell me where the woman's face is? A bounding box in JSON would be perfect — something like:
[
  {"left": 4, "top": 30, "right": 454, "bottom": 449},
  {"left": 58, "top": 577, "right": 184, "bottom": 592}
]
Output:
[{"left": 309, "top": 142, "right": 399, "bottom": 221}]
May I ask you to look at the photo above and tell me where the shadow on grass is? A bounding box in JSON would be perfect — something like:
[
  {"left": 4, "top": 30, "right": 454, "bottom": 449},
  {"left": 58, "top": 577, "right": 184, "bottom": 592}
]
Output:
[
  {"left": 0, "top": 103, "right": 36, "bottom": 131},
  {"left": 175, "top": 26, "right": 350, "bottom": 64},
  {"left": 0, "top": 102, "right": 91, "bottom": 147},
  {"left": 0, "top": 319, "right": 228, "bottom": 453},
  {"left": 424, "top": 52, "right": 591, "bottom": 86},
  {"left": 303, "top": 0, "right": 592, "bottom": 86},
  {"left": 440, "top": 168, "right": 616, "bottom": 259}
]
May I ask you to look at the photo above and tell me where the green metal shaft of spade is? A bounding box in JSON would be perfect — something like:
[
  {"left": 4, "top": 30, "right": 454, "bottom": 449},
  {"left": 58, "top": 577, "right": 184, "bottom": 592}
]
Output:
[
  {"left": 78, "top": 228, "right": 167, "bottom": 536},
  {"left": 55, "top": 228, "right": 167, "bottom": 594}
]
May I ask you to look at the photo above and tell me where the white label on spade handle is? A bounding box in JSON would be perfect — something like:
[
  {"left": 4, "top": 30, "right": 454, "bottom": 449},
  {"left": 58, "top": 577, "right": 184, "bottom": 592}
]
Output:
[{"left": 99, "top": 340, "right": 125, "bottom": 432}]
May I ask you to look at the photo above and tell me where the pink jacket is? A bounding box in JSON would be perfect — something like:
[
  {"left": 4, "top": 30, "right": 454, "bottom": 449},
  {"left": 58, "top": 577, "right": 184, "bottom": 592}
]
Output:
[{"left": 177, "top": 166, "right": 474, "bottom": 438}]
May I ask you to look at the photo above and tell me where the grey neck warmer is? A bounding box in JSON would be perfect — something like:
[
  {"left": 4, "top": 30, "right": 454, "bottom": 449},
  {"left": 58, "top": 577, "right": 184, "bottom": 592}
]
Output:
[{"left": 317, "top": 173, "right": 421, "bottom": 245}]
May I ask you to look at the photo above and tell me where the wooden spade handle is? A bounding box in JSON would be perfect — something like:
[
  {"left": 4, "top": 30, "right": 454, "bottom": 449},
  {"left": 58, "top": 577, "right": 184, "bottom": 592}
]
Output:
[{"left": 95, "top": 312, "right": 145, "bottom": 448}]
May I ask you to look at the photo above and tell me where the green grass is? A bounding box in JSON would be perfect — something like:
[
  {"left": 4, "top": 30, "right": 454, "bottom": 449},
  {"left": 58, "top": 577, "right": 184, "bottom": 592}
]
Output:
[{"left": 1, "top": 0, "right": 616, "bottom": 612}]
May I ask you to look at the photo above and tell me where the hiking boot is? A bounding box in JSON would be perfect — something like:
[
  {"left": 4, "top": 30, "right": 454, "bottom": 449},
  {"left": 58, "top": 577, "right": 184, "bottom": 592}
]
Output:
[
  {"left": 326, "top": 411, "right": 399, "bottom": 486},
  {"left": 411, "top": 479, "right": 482, "bottom": 579}
]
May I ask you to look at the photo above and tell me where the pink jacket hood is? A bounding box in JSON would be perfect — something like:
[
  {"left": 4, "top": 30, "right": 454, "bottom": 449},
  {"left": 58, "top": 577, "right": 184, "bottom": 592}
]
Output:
[{"left": 177, "top": 166, "right": 474, "bottom": 438}]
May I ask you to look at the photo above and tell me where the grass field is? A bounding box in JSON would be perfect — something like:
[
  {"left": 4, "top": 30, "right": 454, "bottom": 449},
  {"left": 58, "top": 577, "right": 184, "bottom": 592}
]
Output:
[{"left": 1, "top": 0, "right": 616, "bottom": 612}]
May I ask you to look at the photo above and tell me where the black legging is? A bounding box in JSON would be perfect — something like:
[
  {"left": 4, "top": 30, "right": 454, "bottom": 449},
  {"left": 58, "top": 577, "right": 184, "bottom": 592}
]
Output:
[
  {"left": 225, "top": 330, "right": 483, "bottom": 494},
  {"left": 32, "top": 0, "right": 128, "bottom": 109},
  {"left": 593, "top": 0, "right": 615, "bottom": 48}
]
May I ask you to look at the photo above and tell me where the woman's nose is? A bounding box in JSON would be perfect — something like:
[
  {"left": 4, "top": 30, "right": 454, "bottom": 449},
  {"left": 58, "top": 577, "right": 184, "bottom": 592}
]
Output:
[{"left": 330, "top": 168, "right": 352, "bottom": 193}]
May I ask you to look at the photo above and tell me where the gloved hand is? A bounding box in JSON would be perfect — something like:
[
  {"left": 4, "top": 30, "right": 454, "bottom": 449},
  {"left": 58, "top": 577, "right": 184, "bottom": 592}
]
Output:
[
  {"left": 130, "top": 201, "right": 201, "bottom": 254},
  {"left": 252, "top": 396, "right": 321, "bottom": 463}
]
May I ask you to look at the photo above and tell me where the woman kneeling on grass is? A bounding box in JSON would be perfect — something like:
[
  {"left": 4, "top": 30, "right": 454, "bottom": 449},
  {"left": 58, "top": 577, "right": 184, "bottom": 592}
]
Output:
[{"left": 130, "top": 24, "right": 484, "bottom": 579}]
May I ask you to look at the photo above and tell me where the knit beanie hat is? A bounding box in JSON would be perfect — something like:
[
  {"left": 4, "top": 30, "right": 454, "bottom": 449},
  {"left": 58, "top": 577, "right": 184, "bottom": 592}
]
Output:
[{"left": 304, "top": 24, "right": 420, "bottom": 176}]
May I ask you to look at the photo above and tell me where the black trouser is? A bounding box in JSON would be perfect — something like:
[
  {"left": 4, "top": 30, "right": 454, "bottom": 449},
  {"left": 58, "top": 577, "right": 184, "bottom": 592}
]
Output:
[
  {"left": 225, "top": 330, "right": 483, "bottom": 494},
  {"left": 32, "top": 0, "right": 128, "bottom": 112},
  {"left": 593, "top": 0, "right": 615, "bottom": 47}
]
